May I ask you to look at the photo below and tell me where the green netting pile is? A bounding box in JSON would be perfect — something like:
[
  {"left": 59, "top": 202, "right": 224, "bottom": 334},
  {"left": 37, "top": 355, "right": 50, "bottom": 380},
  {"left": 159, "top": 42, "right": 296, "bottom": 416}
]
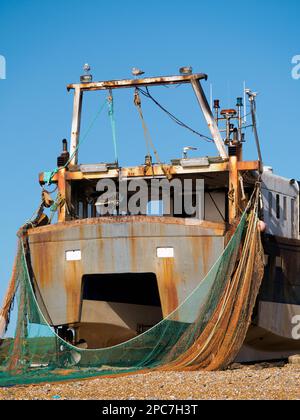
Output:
[{"left": 0, "top": 213, "right": 247, "bottom": 387}]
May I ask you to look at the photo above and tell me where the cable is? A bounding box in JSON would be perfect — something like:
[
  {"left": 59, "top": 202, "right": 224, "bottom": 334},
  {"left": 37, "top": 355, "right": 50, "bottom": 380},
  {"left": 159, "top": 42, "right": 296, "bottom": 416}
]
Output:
[
  {"left": 207, "top": 191, "right": 226, "bottom": 222},
  {"left": 46, "top": 99, "right": 107, "bottom": 185},
  {"left": 107, "top": 90, "right": 118, "bottom": 164},
  {"left": 134, "top": 89, "right": 171, "bottom": 179},
  {"left": 137, "top": 87, "right": 214, "bottom": 143}
]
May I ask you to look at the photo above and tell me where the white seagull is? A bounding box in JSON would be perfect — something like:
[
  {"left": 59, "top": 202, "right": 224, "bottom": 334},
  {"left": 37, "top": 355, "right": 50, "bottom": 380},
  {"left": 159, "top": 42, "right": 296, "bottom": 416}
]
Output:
[{"left": 132, "top": 67, "right": 145, "bottom": 78}]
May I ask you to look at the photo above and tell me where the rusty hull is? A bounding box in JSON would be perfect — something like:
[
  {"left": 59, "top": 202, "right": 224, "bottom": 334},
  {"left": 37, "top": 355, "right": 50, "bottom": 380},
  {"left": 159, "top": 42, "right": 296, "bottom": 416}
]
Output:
[{"left": 27, "top": 216, "right": 225, "bottom": 326}]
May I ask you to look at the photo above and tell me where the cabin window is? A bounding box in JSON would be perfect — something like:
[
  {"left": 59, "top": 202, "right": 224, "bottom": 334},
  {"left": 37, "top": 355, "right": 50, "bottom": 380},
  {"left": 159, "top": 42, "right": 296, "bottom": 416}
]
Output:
[
  {"left": 78, "top": 201, "right": 84, "bottom": 219},
  {"left": 147, "top": 200, "right": 164, "bottom": 216},
  {"left": 77, "top": 201, "right": 96, "bottom": 219},
  {"left": 66, "top": 250, "right": 81, "bottom": 261},
  {"left": 291, "top": 198, "right": 295, "bottom": 235},
  {"left": 87, "top": 203, "right": 93, "bottom": 218},
  {"left": 275, "top": 256, "right": 283, "bottom": 269},
  {"left": 157, "top": 247, "right": 174, "bottom": 258},
  {"left": 204, "top": 191, "right": 226, "bottom": 222},
  {"left": 268, "top": 192, "right": 272, "bottom": 217},
  {"left": 283, "top": 196, "right": 287, "bottom": 221},
  {"left": 276, "top": 194, "right": 280, "bottom": 219}
]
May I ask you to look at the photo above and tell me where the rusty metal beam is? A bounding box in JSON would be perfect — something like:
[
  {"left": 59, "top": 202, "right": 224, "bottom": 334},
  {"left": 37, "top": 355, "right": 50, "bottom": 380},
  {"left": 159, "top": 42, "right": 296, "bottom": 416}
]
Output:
[
  {"left": 228, "top": 155, "right": 239, "bottom": 223},
  {"left": 190, "top": 76, "right": 228, "bottom": 160},
  {"left": 40, "top": 165, "right": 228, "bottom": 184},
  {"left": 70, "top": 86, "right": 83, "bottom": 166},
  {"left": 39, "top": 160, "right": 260, "bottom": 185},
  {"left": 28, "top": 215, "right": 226, "bottom": 235},
  {"left": 237, "top": 160, "right": 259, "bottom": 171},
  {"left": 57, "top": 168, "right": 71, "bottom": 223},
  {"left": 67, "top": 73, "right": 208, "bottom": 92}
]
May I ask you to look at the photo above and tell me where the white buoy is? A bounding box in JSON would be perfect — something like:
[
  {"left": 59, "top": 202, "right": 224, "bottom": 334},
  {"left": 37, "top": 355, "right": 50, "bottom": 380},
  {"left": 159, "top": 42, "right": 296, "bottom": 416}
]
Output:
[{"left": 258, "top": 220, "right": 267, "bottom": 232}]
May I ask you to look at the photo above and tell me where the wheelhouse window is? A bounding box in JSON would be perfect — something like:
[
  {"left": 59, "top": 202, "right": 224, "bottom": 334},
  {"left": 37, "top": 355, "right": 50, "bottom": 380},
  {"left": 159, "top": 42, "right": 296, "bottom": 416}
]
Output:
[
  {"left": 268, "top": 192, "right": 273, "bottom": 217},
  {"left": 291, "top": 198, "right": 295, "bottom": 236},
  {"left": 147, "top": 200, "right": 164, "bottom": 216},
  {"left": 276, "top": 194, "right": 280, "bottom": 219},
  {"left": 283, "top": 196, "right": 287, "bottom": 221},
  {"left": 71, "top": 175, "right": 228, "bottom": 222}
]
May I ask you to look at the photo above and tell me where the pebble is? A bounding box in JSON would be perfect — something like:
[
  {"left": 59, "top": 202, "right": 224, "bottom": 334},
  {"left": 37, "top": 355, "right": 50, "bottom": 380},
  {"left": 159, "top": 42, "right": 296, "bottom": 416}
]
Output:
[
  {"left": 0, "top": 363, "right": 300, "bottom": 400},
  {"left": 288, "top": 355, "right": 300, "bottom": 365}
]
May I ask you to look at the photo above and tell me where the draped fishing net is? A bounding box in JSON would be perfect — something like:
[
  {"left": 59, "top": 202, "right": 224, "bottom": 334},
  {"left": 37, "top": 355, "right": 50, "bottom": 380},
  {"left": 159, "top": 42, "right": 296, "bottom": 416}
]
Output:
[{"left": 0, "top": 198, "right": 264, "bottom": 387}]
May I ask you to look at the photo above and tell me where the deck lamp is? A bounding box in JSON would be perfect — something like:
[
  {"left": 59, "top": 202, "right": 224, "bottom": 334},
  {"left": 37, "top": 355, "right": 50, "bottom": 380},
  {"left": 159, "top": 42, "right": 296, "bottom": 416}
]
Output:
[
  {"left": 179, "top": 66, "right": 193, "bottom": 75},
  {"left": 236, "top": 97, "right": 243, "bottom": 107}
]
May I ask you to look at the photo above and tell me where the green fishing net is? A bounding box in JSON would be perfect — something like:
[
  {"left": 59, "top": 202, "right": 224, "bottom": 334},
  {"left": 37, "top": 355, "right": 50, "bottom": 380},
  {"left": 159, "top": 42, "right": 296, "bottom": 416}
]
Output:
[{"left": 0, "top": 213, "right": 247, "bottom": 387}]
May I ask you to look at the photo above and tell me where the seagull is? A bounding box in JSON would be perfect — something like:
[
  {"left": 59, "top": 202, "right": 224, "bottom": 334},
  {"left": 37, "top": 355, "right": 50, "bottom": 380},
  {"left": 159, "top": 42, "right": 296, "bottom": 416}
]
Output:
[
  {"left": 182, "top": 146, "right": 197, "bottom": 159},
  {"left": 83, "top": 63, "right": 91, "bottom": 73},
  {"left": 245, "top": 88, "right": 258, "bottom": 100},
  {"left": 132, "top": 67, "right": 145, "bottom": 78},
  {"left": 80, "top": 63, "right": 93, "bottom": 83}
]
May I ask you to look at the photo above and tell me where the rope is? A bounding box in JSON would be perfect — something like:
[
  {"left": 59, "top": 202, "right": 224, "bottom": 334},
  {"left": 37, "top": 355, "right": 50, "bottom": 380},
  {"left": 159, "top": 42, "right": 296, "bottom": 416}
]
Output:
[
  {"left": 46, "top": 99, "right": 107, "bottom": 185},
  {"left": 22, "top": 199, "right": 44, "bottom": 228},
  {"left": 186, "top": 192, "right": 260, "bottom": 365},
  {"left": 160, "top": 186, "right": 262, "bottom": 371},
  {"left": 22, "top": 189, "right": 55, "bottom": 227},
  {"left": 134, "top": 89, "right": 150, "bottom": 156},
  {"left": 134, "top": 89, "right": 171, "bottom": 180},
  {"left": 0, "top": 245, "right": 20, "bottom": 338},
  {"left": 107, "top": 90, "right": 118, "bottom": 164},
  {"left": 49, "top": 193, "right": 66, "bottom": 224}
]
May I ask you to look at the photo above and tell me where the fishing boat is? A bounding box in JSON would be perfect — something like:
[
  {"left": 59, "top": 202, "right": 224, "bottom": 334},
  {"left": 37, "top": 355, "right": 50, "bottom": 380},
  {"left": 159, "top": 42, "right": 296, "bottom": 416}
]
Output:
[{"left": 1, "top": 67, "right": 300, "bottom": 379}]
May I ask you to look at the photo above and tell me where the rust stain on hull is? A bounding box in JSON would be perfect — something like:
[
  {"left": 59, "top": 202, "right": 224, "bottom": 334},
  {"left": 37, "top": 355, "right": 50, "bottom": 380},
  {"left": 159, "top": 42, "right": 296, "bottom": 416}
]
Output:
[
  {"left": 159, "top": 258, "right": 179, "bottom": 318},
  {"left": 28, "top": 217, "right": 225, "bottom": 326}
]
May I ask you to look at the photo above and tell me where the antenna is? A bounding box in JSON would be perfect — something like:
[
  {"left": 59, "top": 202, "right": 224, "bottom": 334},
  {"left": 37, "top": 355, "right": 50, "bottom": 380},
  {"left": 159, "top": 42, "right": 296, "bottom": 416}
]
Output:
[
  {"left": 210, "top": 83, "right": 213, "bottom": 111},
  {"left": 243, "top": 81, "right": 247, "bottom": 123},
  {"left": 246, "top": 89, "right": 263, "bottom": 173}
]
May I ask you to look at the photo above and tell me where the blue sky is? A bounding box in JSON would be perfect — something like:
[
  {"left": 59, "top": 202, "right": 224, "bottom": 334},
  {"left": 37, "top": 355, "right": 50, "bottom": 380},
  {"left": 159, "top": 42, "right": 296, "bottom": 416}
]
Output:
[{"left": 0, "top": 0, "right": 300, "bottom": 302}]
